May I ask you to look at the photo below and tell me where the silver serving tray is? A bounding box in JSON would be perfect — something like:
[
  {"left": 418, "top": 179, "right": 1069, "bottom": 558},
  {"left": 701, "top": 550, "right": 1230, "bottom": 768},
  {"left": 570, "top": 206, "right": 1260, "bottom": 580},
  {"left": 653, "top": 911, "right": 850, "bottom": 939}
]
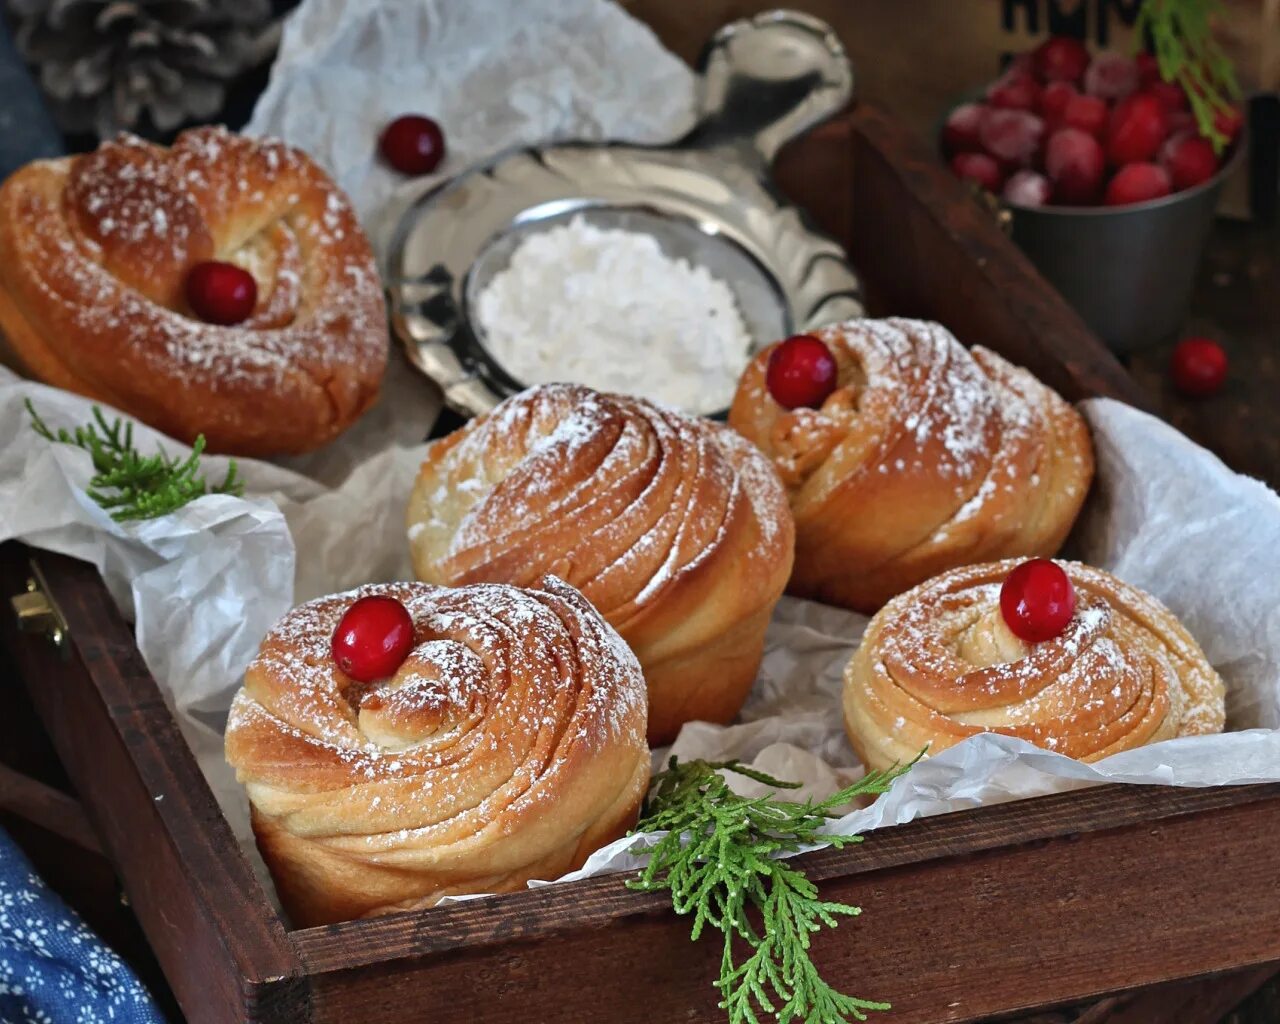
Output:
[{"left": 385, "top": 9, "right": 865, "bottom": 419}]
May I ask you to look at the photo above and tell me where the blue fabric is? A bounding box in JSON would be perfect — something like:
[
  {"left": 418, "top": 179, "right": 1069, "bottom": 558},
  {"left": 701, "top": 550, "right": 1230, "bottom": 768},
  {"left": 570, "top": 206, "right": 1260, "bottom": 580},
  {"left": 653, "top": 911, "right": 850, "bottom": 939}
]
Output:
[{"left": 0, "top": 828, "right": 166, "bottom": 1024}]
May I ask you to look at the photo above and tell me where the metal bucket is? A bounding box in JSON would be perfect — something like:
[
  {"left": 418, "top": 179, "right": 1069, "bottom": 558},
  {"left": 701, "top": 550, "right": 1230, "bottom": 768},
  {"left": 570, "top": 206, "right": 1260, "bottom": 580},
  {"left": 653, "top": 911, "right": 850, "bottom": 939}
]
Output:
[{"left": 1005, "top": 141, "right": 1244, "bottom": 354}]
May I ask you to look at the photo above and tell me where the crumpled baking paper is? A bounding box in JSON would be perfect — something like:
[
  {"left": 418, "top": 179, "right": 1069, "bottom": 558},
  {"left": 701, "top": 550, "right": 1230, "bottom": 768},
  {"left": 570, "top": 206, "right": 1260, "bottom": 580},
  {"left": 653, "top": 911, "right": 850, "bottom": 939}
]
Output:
[
  {"left": 5, "top": 362, "right": 1280, "bottom": 893},
  {"left": 245, "top": 0, "right": 697, "bottom": 258},
  {"left": 3, "top": 0, "right": 1280, "bottom": 900}
]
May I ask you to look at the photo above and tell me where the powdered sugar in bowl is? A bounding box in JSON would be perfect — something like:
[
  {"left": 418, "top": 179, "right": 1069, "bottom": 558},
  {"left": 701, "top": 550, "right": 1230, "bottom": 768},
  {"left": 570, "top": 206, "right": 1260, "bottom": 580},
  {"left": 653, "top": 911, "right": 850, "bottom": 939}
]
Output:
[{"left": 387, "top": 11, "right": 865, "bottom": 420}]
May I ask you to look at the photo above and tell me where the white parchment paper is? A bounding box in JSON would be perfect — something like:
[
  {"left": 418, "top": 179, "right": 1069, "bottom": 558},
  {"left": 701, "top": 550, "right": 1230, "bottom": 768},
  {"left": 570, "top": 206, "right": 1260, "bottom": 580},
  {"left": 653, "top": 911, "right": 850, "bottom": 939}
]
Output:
[
  {"left": 3, "top": 0, "right": 1279, "bottom": 898},
  {"left": 5, "top": 363, "right": 1280, "bottom": 890}
]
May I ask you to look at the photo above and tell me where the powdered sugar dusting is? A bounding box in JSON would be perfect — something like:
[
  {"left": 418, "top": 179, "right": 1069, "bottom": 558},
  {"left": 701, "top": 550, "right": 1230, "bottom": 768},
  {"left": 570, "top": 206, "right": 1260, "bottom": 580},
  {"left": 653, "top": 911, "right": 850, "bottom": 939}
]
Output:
[
  {"left": 847, "top": 558, "right": 1225, "bottom": 766},
  {"left": 226, "top": 577, "right": 648, "bottom": 862}
]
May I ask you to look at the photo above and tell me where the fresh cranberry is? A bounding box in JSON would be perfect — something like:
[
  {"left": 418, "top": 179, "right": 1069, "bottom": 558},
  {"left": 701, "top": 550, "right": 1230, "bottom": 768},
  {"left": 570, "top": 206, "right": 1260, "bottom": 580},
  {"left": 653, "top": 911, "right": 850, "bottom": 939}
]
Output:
[
  {"left": 1160, "top": 132, "right": 1219, "bottom": 190},
  {"left": 950, "top": 152, "right": 1005, "bottom": 193},
  {"left": 944, "top": 103, "right": 988, "bottom": 153},
  {"left": 1084, "top": 53, "right": 1139, "bottom": 100},
  {"left": 1144, "top": 80, "right": 1189, "bottom": 112},
  {"left": 1038, "top": 81, "right": 1077, "bottom": 123},
  {"left": 331, "top": 595, "right": 415, "bottom": 683},
  {"left": 1000, "top": 559, "right": 1076, "bottom": 643},
  {"left": 185, "top": 261, "right": 256, "bottom": 325},
  {"left": 1170, "top": 337, "right": 1228, "bottom": 397},
  {"left": 1032, "top": 36, "right": 1091, "bottom": 83},
  {"left": 765, "top": 334, "right": 838, "bottom": 410},
  {"left": 1104, "top": 162, "right": 1172, "bottom": 206},
  {"left": 1166, "top": 109, "right": 1197, "bottom": 136},
  {"left": 1002, "top": 169, "right": 1052, "bottom": 207},
  {"left": 1135, "top": 51, "right": 1161, "bottom": 86},
  {"left": 979, "top": 109, "right": 1045, "bottom": 167},
  {"left": 1057, "top": 94, "right": 1109, "bottom": 137},
  {"left": 1214, "top": 104, "right": 1244, "bottom": 142},
  {"left": 1107, "top": 94, "right": 1169, "bottom": 165},
  {"left": 379, "top": 115, "right": 446, "bottom": 175},
  {"left": 1045, "top": 128, "right": 1105, "bottom": 204},
  {"left": 987, "top": 73, "right": 1042, "bottom": 112}
]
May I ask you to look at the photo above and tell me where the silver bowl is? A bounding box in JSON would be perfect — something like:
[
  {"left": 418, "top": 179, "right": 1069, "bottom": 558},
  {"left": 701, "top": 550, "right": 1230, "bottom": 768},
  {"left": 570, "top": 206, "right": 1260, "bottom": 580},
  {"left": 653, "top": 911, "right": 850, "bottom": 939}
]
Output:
[{"left": 385, "top": 10, "right": 865, "bottom": 419}]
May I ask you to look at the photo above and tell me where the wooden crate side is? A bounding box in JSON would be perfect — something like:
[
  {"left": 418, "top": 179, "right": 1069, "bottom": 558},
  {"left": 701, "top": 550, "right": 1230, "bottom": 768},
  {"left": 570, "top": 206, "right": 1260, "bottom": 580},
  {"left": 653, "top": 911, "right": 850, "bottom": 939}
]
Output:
[
  {"left": 294, "top": 793, "right": 1280, "bottom": 1024},
  {"left": 0, "top": 544, "right": 306, "bottom": 1024}
]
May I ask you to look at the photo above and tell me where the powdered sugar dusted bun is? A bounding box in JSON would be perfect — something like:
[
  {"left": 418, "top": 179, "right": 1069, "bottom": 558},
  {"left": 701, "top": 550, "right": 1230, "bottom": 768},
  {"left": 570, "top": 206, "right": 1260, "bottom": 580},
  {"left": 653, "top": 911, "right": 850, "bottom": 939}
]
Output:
[
  {"left": 729, "top": 318, "right": 1094, "bottom": 612},
  {"left": 406, "top": 383, "right": 795, "bottom": 745},
  {"left": 225, "top": 577, "right": 649, "bottom": 926},
  {"left": 0, "top": 126, "right": 387, "bottom": 455},
  {"left": 842, "top": 559, "right": 1226, "bottom": 772}
]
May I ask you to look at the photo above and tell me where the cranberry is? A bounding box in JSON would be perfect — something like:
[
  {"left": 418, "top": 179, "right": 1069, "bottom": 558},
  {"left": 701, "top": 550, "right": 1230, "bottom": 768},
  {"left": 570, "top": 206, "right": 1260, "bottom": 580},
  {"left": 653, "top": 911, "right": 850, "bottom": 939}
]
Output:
[
  {"left": 979, "top": 109, "right": 1045, "bottom": 167},
  {"left": 1135, "top": 51, "right": 1161, "bottom": 86},
  {"left": 1214, "top": 105, "right": 1244, "bottom": 143},
  {"left": 1144, "top": 80, "right": 1189, "bottom": 112},
  {"left": 1038, "top": 81, "right": 1078, "bottom": 123},
  {"left": 1160, "top": 132, "right": 1219, "bottom": 190},
  {"left": 765, "top": 334, "right": 838, "bottom": 410},
  {"left": 1045, "top": 128, "right": 1105, "bottom": 204},
  {"left": 1105, "top": 162, "right": 1172, "bottom": 206},
  {"left": 1084, "top": 52, "right": 1139, "bottom": 100},
  {"left": 1057, "top": 94, "right": 1109, "bottom": 137},
  {"left": 987, "top": 73, "right": 1042, "bottom": 112},
  {"left": 1033, "top": 36, "right": 1091, "bottom": 83},
  {"left": 1170, "top": 337, "right": 1228, "bottom": 397},
  {"left": 331, "top": 595, "right": 415, "bottom": 683},
  {"left": 1002, "top": 169, "right": 1052, "bottom": 207},
  {"left": 379, "top": 114, "right": 446, "bottom": 175},
  {"left": 1000, "top": 559, "right": 1076, "bottom": 643},
  {"left": 1107, "top": 94, "right": 1169, "bottom": 165},
  {"left": 185, "top": 261, "right": 256, "bottom": 325},
  {"left": 950, "top": 152, "right": 1004, "bottom": 193},
  {"left": 943, "top": 103, "right": 988, "bottom": 153}
]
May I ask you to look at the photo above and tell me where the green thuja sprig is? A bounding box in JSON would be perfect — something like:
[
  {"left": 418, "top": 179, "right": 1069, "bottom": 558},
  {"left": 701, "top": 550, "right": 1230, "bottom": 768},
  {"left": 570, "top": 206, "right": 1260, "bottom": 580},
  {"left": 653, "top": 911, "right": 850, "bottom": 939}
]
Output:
[
  {"left": 629, "top": 756, "right": 917, "bottom": 1024},
  {"left": 1136, "top": 0, "right": 1242, "bottom": 153},
  {"left": 27, "top": 399, "right": 243, "bottom": 521}
]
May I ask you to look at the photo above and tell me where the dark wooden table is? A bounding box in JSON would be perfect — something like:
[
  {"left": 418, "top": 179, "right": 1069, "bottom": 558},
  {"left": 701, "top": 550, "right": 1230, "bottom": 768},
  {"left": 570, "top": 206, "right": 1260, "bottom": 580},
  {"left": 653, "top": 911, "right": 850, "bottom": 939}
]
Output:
[{"left": 1128, "top": 217, "right": 1280, "bottom": 495}]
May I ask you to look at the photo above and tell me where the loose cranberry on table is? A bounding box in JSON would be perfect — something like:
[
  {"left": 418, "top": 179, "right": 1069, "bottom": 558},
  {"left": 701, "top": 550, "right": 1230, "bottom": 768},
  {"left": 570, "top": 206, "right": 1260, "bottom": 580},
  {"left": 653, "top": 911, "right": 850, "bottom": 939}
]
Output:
[
  {"left": 1032, "top": 36, "right": 1090, "bottom": 83},
  {"left": 1170, "top": 337, "right": 1228, "bottom": 397},
  {"left": 1161, "top": 132, "right": 1218, "bottom": 191},
  {"left": 331, "top": 595, "right": 416, "bottom": 683},
  {"left": 950, "top": 152, "right": 1004, "bottom": 193},
  {"left": 765, "top": 334, "right": 838, "bottom": 410},
  {"left": 1045, "top": 128, "right": 1105, "bottom": 204},
  {"left": 379, "top": 114, "right": 446, "bottom": 175},
  {"left": 1000, "top": 559, "right": 1076, "bottom": 644},
  {"left": 1107, "top": 93, "right": 1168, "bottom": 165},
  {"left": 1105, "top": 162, "right": 1171, "bottom": 206},
  {"left": 185, "top": 261, "right": 256, "bottom": 326}
]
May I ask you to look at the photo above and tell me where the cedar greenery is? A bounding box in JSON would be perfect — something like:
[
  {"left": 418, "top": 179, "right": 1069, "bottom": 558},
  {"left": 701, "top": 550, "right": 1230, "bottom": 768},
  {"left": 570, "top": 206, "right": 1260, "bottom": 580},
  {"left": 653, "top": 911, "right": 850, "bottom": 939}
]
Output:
[
  {"left": 629, "top": 757, "right": 915, "bottom": 1024},
  {"left": 27, "top": 399, "right": 244, "bottom": 521},
  {"left": 1137, "top": 0, "right": 1241, "bottom": 153}
]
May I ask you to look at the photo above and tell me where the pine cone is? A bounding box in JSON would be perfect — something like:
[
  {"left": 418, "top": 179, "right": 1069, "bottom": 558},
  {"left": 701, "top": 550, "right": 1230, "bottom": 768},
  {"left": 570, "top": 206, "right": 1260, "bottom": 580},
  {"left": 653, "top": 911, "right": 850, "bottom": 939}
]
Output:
[{"left": 8, "top": 0, "right": 277, "bottom": 138}]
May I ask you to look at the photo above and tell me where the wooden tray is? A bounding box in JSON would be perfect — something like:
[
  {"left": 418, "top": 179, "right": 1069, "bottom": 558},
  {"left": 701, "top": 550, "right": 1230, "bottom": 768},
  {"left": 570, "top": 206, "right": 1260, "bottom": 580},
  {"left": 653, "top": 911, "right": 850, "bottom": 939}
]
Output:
[{"left": 4, "top": 102, "right": 1280, "bottom": 1024}]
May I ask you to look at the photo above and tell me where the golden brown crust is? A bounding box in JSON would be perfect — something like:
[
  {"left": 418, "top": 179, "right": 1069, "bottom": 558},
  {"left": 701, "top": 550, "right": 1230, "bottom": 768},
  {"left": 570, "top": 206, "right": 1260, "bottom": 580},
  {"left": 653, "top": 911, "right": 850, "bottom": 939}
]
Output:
[
  {"left": 406, "top": 384, "right": 796, "bottom": 745},
  {"left": 842, "top": 559, "right": 1226, "bottom": 771},
  {"left": 0, "top": 126, "right": 387, "bottom": 455},
  {"left": 224, "top": 577, "right": 649, "bottom": 927},
  {"left": 728, "top": 318, "right": 1095, "bottom": 612}
]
